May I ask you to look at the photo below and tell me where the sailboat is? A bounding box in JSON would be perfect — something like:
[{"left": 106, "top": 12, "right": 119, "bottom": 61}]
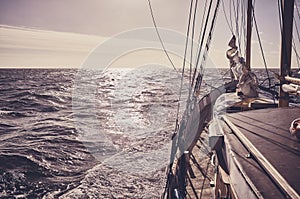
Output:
[{"left": 161, "top": 0, "right": 300, "bottom": 198}]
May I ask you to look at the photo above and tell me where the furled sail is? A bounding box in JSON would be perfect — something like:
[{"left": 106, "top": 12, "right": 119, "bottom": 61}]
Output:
[{"left": 226, "top": 35, "right": 258, "bottom": 98}]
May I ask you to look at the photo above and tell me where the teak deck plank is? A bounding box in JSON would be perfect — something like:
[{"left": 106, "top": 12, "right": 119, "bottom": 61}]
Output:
[{"left": 226, "top": 108, "right": 300, "bottom": 196}]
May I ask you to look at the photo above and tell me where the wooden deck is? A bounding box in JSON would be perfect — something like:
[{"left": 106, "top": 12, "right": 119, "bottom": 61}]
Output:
[{"left": 224, "top": 107, "right": 300, "bottom": 198}]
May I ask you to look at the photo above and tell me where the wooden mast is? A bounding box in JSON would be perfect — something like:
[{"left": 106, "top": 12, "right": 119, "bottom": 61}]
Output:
[
  {"left": 279, "top": 0, "right": 294, "bottom": 107},
  {"left": 245, "top": 0, "right": 252, "bottom": 70}
]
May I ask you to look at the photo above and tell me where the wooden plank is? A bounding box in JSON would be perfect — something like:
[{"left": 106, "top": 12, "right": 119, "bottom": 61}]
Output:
[
  {"left": 223, "top": 122, "right": 285, "bottom": 198},
  {"left": 223, "top": 115, "right": 300, "bottom": 199},
  {"left": 226, "top": 107, "right": 300, "bottom": 193}
]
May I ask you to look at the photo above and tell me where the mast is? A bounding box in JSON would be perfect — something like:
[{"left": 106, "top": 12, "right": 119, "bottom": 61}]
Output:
[
  {"left": 279, "top": 0, "right": 295, "bottom": 107},
  {"left": 245, "top": 0, "right": 252, "bottom": 70}
]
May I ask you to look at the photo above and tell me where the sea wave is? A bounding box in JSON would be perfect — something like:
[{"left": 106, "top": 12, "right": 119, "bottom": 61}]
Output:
[{"left": 0, "top": 68, "right": 279, "bottom": 198}]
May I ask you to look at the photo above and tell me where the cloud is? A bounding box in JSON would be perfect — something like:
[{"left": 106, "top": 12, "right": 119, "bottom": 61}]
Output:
[{"left": 0, "top": 25, "right": 105, "bottom": 68}]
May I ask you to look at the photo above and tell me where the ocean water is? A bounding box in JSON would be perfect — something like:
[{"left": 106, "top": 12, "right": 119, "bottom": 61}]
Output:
[{"left": 0, "top": 67, "right": 280, "bottom": 198}]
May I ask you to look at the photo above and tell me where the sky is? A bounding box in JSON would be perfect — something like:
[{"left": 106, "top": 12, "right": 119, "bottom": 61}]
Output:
[{"left": 0, "top": 0, "right": 299, "bottom": 68}]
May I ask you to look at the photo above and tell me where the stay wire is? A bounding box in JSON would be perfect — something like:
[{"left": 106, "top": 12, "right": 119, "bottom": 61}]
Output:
[
  {"left": 193, "top": 0, "right": 214, "bottom": 87},
  {"left": 199, "top": 0, "right": 221, "bottom": 70},
  {"left": 162, "top": 1, "right": 196, "bottom": 195},
  {"left": 197, "top": 0, "right": 209, "bottom": 49},
  {"left": 294, "top": 15, "right": 300, "bottom": 43},
  {"left": 189, "top": 0, "right": 199, "bottom": 99},
  {"left": 253, "top": 11, "right": 274, "bottom": 100},
  {"left": 173, "top": 0, "right": 195, "bottom": 133},
  {"left": 147, "top": 0, "right": 178, "bottom": 73},
  {"left": 293, "top": 11, "right": 300, "bottom": 68},
  {"left": 292, "top": 39, "right": 300, "bottom": 68},
  {"left": 277, "top": 0, "right": 294, "bottom": 72},
  {"left": 194, "top": 0, "right": 221, "bottom": 95},
  {"left": 296, "top": 2, "right": 300, "bottom": 21},
  {"left": 192, "top": 0, "right": 209, "bottom": 87}
]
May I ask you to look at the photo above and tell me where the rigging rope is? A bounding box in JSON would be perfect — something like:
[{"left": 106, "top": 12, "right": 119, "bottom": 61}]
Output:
[
  {"left": 233, "top": 0, "right": 242, "bottom": 54},
  {"left": 241, "top": 0, "right": 247, "bottom": 54},
  {"left": 161, "top": 0, "right": 195, "bottom": 197},
  {"left": 193, "top": 0, "right": 221, "bottom": 95},
  {"left": 252, "top": 9, "right": 274, "bottom": 101},
  {"left": 200, "top": 1, "right": 221, "bottom": 67},
  {"left": 147, "top": 0, "right": 178, "bottom": 73},
  {"left": 292, "top": 39, "right": 300, "bottom": 69},
  {"left": 192, "top": 0, "right": 209, "bottom": 88},
  {"left": 174, "top": 0, "right": 194, "bottom": 133},
  {"left": 223, "top": 0, "right": 247, "bottom": 55},
  {"left": 293, "top": 6, "right": 300, "bottom": 68},
  {"left": 189, "top": 0, "right": 199, "bottom": 103},
  {"left": 196, "top": 0, "right": 209, "bottom": 53},
  {"left": 294, "top": 13, "right": 300, "bottom": 43},
  {"left": 221, "top": 0, "right": 234, "bottom": 35},
  {"left": 192, "top": 0, "right": 214, "bottom": 89},
  {"left": 296, "top": 2, "right": 300, "bottom": 21},
  {"left": 164, "top": 1, "right": 221, "bottom": 197}
]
